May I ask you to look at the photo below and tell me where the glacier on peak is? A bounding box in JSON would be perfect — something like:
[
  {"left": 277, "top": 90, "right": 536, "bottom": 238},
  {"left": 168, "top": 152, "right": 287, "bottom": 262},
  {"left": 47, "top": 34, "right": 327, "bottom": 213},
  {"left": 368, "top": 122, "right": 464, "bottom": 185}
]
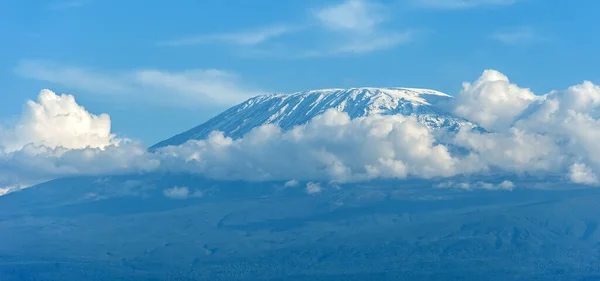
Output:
[{"left": 150, "top": 87, "right": 477, "bottom": 150}]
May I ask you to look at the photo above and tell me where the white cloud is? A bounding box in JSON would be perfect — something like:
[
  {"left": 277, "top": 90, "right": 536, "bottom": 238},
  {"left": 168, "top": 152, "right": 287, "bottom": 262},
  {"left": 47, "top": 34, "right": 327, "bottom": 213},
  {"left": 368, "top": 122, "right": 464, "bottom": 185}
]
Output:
[
  {"left": 0, "top": 185, "right": 24, "bottom": 196},
  {"left": 306, "top": 182, "right": 323, "bottom": 194},
  {"left": 170, "top": 0, "right": 412, "bottom": 58},
  {"left": 0, "top": 89, "right": 118, "bottom": 153},
  {"left": 162, "top": 186, "right": 202, "bottom": 199},
  {"left": 284, "top": 180, "right": 299, "bottom": 187},
  {"left": 336, "top": 32, "right": 414, "bottom": 53},
  {"left": 452, "top": 69, "right": 540, "bottom": 131},
  {"left": 513, "top": 81, "right": 600, "bottom": 175},
  {"left": 160, "top": 25, "right": 294, "bottom": 46},
  {"left": 569, "top": 163, "right": 599, "bottom": 186},
  {"left": 491, "top": 27, "right": 543, "bottom": 45},
  {"left": 308, "top": 0, "right": 412, "bottom": 56},
  {"left": 0, "top": 90, "right": 156, "bottom": 191},
  {"left": 497, "top": 180, "right": 516, "bottom": 190},
  {"left": 133, "top": 69, "right": 258, "bottom": 106},
  {"left": 15, "top": 60, "right": 129, "bottom": 94},
  {"left": 15, "top": 60, "right": 260, "bottom": 107},
  {"left": 314, "top": 0, "right": 385, "bottom": 34},
  {"left": 163, "top": 186, "right": 189, "bottom": 199},
  {"left": 436, "top": 180, "right": 515, "bottom": 190},
  {"left": 451, "top": 71, "right": 600, "bottom": 185},
  {"left": 416, "top": 0, "right": 519, "bottom": 9},
  {"left": 7, "top": 69, "right": 600, "bottom": 195},
  {"left": 0, "top": 141, "right": 156, "bottom": 191},
  {"left": 298, "top": 31, "right": 414, "bottom": 58},
  {"left": 155, "top": 110, "right": 463, "bottom": 182},
  {"left": 453, "top": 127, "right": 561, "bottom": 174}
]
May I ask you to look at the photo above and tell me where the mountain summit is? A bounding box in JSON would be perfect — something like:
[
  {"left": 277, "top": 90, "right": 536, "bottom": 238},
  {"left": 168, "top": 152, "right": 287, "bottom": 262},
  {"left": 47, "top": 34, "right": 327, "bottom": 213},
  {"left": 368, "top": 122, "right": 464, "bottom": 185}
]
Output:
[{"left": 151, "top": 87, "right": 475, "bottom": 149}]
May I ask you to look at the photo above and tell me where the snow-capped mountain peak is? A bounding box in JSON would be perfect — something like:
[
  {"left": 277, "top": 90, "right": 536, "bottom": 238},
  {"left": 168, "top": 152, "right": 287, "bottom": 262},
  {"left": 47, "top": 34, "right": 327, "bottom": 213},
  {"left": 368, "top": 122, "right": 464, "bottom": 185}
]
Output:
[{"left": 150, "top": 87, "right": 472, "bottom": 150}]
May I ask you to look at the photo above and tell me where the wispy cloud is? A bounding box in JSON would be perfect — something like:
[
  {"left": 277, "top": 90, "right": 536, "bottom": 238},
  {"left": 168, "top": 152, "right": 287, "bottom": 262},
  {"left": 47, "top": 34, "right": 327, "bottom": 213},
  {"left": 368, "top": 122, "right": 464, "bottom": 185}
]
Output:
[
  {"left": 297, "top": 31, "right": 415, "bottom": 58},
  {"left": 162, "top": 0, "right": 413, "bottom": 58},
  {"left": 313, "top": 0, "right": 386, "bottom": 34},
  {"left": 416, "top": 0, "right": 520, "bottom": 9},
  {"left": 306, "top": 0, "right": 412, "bottom": 56},
  {"left": 14, "top": 60, "right": 130, "bottom": 94},
  {"left": 490, "top": 27, "right": 546, "bottom": 45},
  {"left": 14, "top": 60, "right": 261, "bottom": 107},
  {"left": 160, "top": 25, "right": 296, "bottom": 47}
]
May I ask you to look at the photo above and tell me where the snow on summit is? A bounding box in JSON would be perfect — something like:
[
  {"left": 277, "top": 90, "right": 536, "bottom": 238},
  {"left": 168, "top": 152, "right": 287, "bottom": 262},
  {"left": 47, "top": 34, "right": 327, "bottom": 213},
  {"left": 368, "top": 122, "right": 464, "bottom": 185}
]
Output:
[{"left": 150, "top": 87, "right": 473, "bottom": 149}]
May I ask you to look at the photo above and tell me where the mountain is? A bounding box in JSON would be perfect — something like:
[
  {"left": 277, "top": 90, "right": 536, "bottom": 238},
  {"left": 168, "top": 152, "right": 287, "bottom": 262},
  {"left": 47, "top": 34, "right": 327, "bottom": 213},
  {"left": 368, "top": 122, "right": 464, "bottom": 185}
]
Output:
[
  {"left": 1, "top": 174, "right": 599, "bottom": 281},
  {"left": 150, "top": 87, "right": 478, "bottom": 150},
  {"left": 3, "top": 87, "right": 599, "bottom": 280}
]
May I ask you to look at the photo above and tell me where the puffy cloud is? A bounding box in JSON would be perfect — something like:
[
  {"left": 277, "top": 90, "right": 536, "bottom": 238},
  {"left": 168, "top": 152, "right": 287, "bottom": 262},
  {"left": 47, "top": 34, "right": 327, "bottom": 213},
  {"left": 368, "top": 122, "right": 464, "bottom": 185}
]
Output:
[
  {"left": 497, "top": 180, "right": 516, "bottom": 190},
  {"left": 305, "top": 182, "right": 323, "bottom": 194},
  {"left": 511, "top": 81, "right": 600, "bottom": 180},
  {"left": 0, "top": 143, "right": 157, "bottom": 187},
  {"left": 155, "top": 110, "right": 464, "bottom": 182},
  {"left": 569, "top": 163, "right": 598, "bottom": 186},
  {"left": 0, "top": 89, "right": 118, "bottom": 153},
  {"left": 452, "top": 127, "right": 562, "bottom": 174},
  {"left": 284, "top": 180, "right": 299, "bottom": 187},
  {"left": 163, "top": 186, "right": 190, "bottom": 199},
  {"left": 448, "top": 73, "right": 600, "bottom": 185},
  {"left": 163, "top": 186, "right": 203, "bottom": 199},
  {"left": 0, "top": 90, "right": 155, "bottom": 190},
  {"left": 436, "top": 180, "right": 515, "bottom": 191},
  {"left": 452, "top": 70, "right": 540, "bottom": 131}
]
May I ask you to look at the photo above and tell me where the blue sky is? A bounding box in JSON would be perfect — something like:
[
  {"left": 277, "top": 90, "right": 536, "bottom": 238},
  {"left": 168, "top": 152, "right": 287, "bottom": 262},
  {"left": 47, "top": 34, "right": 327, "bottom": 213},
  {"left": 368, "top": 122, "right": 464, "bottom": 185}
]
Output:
[{"left": 1, "top": 0, "right": 599, "bottom": 145}]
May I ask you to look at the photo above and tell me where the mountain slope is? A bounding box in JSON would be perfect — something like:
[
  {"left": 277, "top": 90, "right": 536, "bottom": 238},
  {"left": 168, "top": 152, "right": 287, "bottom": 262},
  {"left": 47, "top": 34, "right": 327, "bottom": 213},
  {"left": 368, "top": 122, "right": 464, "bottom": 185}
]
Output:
[
  {"left": 1, "top": 174, "right": 599, "bottom": 280},
  {"left": 151, "top": 87, "right": 476, "bottom": 149}
]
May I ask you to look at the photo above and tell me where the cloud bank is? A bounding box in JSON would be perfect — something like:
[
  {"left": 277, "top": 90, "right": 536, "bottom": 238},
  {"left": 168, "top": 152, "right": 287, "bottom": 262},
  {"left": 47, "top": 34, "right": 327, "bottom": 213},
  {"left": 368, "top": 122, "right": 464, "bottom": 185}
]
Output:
[
  {"left": 3, "top": 70, "right": 600, "bottom": 195},
  {"left": 155, "top": 111, "right": 463, "bottom": 182}
]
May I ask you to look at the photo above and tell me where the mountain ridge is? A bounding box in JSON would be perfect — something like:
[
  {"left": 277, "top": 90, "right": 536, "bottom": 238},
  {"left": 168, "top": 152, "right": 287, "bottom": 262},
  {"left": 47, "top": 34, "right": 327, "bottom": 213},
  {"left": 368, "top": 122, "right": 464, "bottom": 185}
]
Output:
[{"left": 150, "top": 87, "right": 477, "bottom": 150}]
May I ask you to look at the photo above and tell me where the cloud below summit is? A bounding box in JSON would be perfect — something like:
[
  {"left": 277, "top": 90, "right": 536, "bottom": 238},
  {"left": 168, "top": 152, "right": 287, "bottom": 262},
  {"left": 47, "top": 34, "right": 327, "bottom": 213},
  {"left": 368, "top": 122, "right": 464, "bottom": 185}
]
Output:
[{"left": 3, "top": 69, "right": 600, "bottom": 195}]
